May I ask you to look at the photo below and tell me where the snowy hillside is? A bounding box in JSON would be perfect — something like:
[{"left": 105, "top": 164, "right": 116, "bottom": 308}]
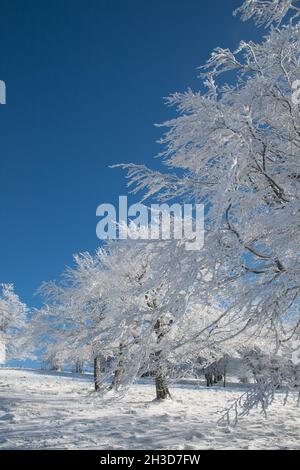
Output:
[{"left": 0, "top": 368, "right": 299, "bottom": 450}]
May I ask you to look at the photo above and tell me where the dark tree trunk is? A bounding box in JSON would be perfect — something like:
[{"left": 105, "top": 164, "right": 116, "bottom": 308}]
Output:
[
  {"left": 75, "top": 359, "right": 83, "bottom": 374},
  {"left": 205, "top": 372, "right": 213, "bottom": 387},
  {"left": 214, "top": 373, "right": 223, "bottom": 383},
  {"left": 94, "top": 355, "right": 101, "bottom": 391},
  {"left": 111, "top": 342, "right": 125, "bottom": 391},
  {"left": 155, "top": 373, "right": 171, "bottom": 399},
  {"left": 153, "top": 319, "right": 171, "bottom": 400}
]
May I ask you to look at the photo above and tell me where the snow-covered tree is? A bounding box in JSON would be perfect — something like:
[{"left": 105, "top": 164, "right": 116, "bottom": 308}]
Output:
[
  {"left": 34, "top": 251, "right": 111, "bottom": 389},
  {"left": 0, "top": 283, "right": 27, "bottom": 364},
  {"left": 117, "top": 0, "right": 300, "bottom": 415},
  {"left": 34, "top": 234, "right": 216, "bottom": 399}
]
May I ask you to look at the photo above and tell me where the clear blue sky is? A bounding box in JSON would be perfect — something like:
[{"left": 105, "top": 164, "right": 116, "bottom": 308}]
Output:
[{"left": 0, "top": 0, "right": 260, "bottom": 309}]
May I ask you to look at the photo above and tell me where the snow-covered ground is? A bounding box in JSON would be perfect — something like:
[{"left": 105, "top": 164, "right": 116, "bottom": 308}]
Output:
[{"left": 0, "top": 368, "right": 299, "bottom": 450}]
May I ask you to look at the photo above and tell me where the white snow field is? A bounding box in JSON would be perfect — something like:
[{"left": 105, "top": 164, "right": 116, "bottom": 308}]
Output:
[{"left": 0, "top": 368, "right": 299, "bottom": 450}]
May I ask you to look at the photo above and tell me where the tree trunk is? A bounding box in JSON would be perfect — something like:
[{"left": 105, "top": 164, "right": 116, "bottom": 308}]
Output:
[
  {"left": 155, "top": 373, "right": 171, "bottom": 399},
  {"left": 94, "top": 355, "right": 101, "bottom": 391},
  {"left": 111, "top": 342, "right": 125, "bottom": 391},
  {"left": 214, "top": 373, "right": 223, "bottom": 383},
  {"left": 205, "top": 372, "right": 213, "bottom": 387},
  {"left": 153, "top": 319, "right": 171, "bottom": 400}
]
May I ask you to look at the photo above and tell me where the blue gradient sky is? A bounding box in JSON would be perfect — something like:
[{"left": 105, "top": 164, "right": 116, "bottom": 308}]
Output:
[{"left": 0, "top": 0, "right": 260, "bottom": 309}]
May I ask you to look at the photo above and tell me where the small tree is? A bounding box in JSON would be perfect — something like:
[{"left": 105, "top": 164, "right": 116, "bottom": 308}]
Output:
[{"left": 0, "top": 283, "right": 27, "bottom": 364}]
